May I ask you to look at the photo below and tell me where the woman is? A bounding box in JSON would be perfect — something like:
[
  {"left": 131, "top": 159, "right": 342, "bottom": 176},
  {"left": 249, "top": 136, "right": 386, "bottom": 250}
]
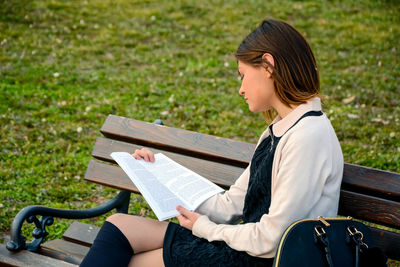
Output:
[{"left": 81, "top": 18, "right": 343, "bottom": 267}]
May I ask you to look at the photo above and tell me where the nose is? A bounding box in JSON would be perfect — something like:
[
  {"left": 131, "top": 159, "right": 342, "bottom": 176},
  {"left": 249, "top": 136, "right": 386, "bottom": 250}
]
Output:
[{"left": 238, "top": 86, "right": 244, "bottom": 96}]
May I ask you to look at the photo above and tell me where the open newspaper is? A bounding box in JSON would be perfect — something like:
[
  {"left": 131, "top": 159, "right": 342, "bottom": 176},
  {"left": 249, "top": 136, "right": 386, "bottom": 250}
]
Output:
[{"left": 110, "top": 152, "right": 224, "bottom": 221}]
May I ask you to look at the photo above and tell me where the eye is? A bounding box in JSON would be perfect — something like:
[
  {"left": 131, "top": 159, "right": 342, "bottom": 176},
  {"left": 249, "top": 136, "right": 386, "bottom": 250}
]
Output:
[{"left": 237, "top": 71, "right": 244, "bottom": 81}]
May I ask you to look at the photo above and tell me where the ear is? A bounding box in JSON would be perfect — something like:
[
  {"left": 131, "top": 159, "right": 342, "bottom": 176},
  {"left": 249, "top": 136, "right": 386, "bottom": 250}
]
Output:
[{"left": 262, "top": 53, "right": 275, "bottom": 74}]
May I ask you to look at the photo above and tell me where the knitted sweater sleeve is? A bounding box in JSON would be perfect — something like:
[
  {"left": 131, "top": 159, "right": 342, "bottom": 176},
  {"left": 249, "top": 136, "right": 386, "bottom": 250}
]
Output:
[{"left": 192, "top": 124, "right": 338, "bottom": 258}]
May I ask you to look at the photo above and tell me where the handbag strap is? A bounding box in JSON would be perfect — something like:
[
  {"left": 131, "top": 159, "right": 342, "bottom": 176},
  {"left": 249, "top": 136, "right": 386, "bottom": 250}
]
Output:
[
  {"left": 314, "top": 226, "right": 335, "bottom": 267},
  {"left": 347, "top": 226, "right": 368, "bottom": 267}
]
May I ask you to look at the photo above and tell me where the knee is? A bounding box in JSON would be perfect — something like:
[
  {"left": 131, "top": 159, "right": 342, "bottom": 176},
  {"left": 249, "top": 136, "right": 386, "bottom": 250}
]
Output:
[{"left": 106, "top": 213, "right": 126, "bottom": 224}]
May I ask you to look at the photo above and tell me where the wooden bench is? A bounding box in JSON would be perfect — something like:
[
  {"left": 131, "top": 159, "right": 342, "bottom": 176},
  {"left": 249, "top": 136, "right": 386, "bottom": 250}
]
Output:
[{"left": 2, "top": 114, "right": 399, "bottom": 266}]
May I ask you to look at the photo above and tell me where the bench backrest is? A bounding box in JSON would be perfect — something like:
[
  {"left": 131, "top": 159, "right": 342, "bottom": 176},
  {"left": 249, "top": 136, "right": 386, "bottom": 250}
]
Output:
[{"left": 85, "top": 115, "right": 400, "bottom": 260}]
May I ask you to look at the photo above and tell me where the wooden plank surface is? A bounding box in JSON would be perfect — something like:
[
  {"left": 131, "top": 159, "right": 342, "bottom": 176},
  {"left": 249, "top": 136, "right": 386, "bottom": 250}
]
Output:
[
  {"left": 41, "top": 239, "right": 89, "bottom": 264},
  {"left": 339, "top": 190, "right": 400, "bottom": 229},
  {"left": 63, "top": 222, "right": 100, "bottom": 247},
  {"left": 85, "top": 159, "right": 234, "bottom": 192},
  {"left": 0, "top": 244, "right": 77, "bottom": 267},
  {"left": 91, "top": 137, "right": 246, "bottom": 186},
  {"left": 342, "top": 163, "right": 400, "bottom": 201},
  {"left": 370, "top": 227, "right": 400, "bottom": 260},
  {"left": 85, "top": 160, "right": 139, "bottom": 193},
  {"left": 100, "top": 115, "right": 255, "bottom": 167}
]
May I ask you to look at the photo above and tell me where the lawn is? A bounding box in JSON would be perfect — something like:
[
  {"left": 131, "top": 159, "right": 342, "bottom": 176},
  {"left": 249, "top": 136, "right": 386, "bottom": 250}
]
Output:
[{"left": 0, "top": 0, "right": 399, "bottom": 261}]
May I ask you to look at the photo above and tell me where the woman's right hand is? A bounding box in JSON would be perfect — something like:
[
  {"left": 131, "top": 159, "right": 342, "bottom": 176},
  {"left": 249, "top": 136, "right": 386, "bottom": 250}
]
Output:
[{"left": 131, "top": 147, "right": 155, "bottom": 162}]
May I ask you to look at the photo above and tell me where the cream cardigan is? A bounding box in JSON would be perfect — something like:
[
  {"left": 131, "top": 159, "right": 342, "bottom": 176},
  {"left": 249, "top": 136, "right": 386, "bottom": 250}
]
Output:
[{"left": 193, "top": 97, "right": 344, "bottom": 258}]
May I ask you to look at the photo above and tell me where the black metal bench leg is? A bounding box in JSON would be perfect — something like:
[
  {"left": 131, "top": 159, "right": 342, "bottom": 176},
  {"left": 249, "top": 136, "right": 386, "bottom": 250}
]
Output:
[{"left": 6, "top": 190, "right": 131, "bottom": 252}]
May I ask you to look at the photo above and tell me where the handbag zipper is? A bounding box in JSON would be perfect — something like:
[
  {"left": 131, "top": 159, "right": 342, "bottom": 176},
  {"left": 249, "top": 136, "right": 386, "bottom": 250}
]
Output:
[{"left": 318, "top": 216, "right": 331, "bottom": 227}]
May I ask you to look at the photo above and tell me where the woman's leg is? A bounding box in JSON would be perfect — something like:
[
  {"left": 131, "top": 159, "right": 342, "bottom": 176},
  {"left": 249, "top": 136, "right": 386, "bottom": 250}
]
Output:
[
  {"left": 106, "top": 213, "right": 169, "bottom": 253},
  {"left": 128, "top": 248, "right": 164, "bottom": 267},
  {"left": 80, "top": 220, "right": 134, "bottom": 267},
  {"left": 81, "top": 213, "right": 168, "bottom": 267}
]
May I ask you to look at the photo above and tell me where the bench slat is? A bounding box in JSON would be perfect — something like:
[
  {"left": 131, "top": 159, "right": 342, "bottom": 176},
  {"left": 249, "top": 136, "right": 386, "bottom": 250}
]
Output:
[
  {"left": 370, "top": 227, "right": 400, "bottom": 260},
  {"left": 63, "top": 222, "right": 100, "bottom": 247},
  {"left": 0, "top": 243, "right": 77, "bottom": 267},
  {"left": 85, "top": 160, "right": 140, "bottom": 193},
  {"left": 85, "top": 159, "right": 235, "bottom": 192},
  {"left": 92, "top": 137, "right": 245, "bottom": 186},
  {"left": 41, "top": 239, "right": 89, "bottom": 264},
  {"left": 100, "top": 115, "right": 254, "bottom": 167},
  {"left": 342, "top": 163, "right": 400, "bottom": 201},
  {"left": 339, "top": 190, "right": 400, "bottom": 228}
]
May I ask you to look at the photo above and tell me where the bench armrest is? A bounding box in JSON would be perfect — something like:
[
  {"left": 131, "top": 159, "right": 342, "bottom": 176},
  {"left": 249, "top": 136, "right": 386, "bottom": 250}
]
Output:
[{"left": 6, "top": 190, "right": 131, "bottom": 252}]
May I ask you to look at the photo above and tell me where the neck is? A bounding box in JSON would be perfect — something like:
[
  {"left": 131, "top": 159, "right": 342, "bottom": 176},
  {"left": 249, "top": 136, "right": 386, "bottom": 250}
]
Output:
[{"left": 273, "top": 101, "right": 298, "bottom": 119}]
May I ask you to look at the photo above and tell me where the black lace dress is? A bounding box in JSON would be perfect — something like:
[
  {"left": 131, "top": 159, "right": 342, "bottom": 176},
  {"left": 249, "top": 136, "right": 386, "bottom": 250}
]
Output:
[{"left": 163, "top": 111, "right": 322, "bottom": 267}]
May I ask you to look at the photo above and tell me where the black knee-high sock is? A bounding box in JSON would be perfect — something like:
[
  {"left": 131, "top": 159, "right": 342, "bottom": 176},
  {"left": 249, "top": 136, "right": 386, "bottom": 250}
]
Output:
[{"left": 80, "top": 221, "right": 134, "bottom": 267}]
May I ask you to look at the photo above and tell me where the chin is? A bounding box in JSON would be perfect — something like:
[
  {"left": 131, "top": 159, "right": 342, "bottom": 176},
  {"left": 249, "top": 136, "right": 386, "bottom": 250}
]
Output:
[{"left": 249, "top": 107, "right": 261, "bottom": 113}]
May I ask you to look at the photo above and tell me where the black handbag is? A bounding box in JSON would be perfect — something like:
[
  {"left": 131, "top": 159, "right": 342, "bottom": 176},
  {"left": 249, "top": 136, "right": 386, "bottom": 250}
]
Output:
[{"left": 272, "top": 216, "right": 387, "bottom": 267}]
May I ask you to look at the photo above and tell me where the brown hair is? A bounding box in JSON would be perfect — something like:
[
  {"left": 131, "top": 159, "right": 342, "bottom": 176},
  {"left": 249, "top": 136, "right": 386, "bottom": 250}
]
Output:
[{"left": 235, "top": 19, "right": 320, "bottom": 121}]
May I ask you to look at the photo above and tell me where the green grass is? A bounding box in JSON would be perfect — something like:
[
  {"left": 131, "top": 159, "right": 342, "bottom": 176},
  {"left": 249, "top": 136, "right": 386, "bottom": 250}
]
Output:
[{"left": 0, "top": 0, "right": 399, "bottom": 262}]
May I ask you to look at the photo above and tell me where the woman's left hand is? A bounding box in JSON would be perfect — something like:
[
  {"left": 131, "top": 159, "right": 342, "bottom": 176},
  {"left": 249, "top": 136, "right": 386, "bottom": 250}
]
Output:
[{"left": 176, "top": 205, "right": 201, "bottom": 231}]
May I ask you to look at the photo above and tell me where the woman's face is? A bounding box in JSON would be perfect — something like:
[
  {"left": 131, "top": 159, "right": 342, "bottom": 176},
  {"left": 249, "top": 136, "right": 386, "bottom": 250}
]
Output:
[{"left": 238, "top": 60, "right": 276, "bottom": 113}]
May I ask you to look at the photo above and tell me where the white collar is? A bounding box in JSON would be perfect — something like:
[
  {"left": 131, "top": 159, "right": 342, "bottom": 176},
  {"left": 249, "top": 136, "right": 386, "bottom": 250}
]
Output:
[{"left": 270, "top": 97, "right": 322, "bottom": 137}]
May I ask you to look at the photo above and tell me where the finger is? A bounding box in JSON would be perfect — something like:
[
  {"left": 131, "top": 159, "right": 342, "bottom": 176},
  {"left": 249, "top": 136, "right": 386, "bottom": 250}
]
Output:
[
  {"left": 149, "top": 152, "right": 155, "bottom": 162},
  {"left": 176, "top": 215, "right": 191, "bottom": 229},
  {"left": 176, "top": 205, "right": 184, "bottom": 213},
  {"left": 176, "top": 215, "right": 187, "bottom": 227},
  {"left": 132, "top": 153, "right": 141, "bottom": 160},
  {"left": 142, "top": 148, "right": 155, "bottom": 162},
  {"left": 139, "top": 148, "right": 150, "bottom": 162},
  {"left": 177, "top": 206, "right": 191, "bottom": 218},
  {"left": 135, "top": 149, "right": 147, "bottom": 160},
  {"left": 176, "top": 215, "right": 184, "bottom": 224},
  {"left": 132, "top": 149, "right": 142, "bottom": 160}
]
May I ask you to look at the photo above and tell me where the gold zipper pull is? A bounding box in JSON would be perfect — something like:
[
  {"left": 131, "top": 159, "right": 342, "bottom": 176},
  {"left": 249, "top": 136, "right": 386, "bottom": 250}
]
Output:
[{"left": 318, "top": 216, "right": 331, "bottom": 227}]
